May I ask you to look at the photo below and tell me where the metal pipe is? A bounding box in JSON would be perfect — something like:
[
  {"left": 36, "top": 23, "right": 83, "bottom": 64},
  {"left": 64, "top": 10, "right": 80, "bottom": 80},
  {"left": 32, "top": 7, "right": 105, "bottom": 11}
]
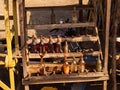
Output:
[
  {"left": 0, "top": 80, "right": 11, "bottom": 90},
  {"left": 9, "top": 67, "right": 15, "bottom": 90},
  {"left": 4, "top": 0, "right": 15, "bottom": 90}
]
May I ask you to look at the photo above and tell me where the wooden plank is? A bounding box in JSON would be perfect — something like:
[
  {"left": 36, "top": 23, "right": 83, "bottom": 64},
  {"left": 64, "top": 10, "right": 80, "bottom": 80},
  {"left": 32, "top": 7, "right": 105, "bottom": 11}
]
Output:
[
  {"left": 18, "top": 0, "right": 30, "bottom": 90},
  {"left": 14, "top": 52, "right": 82, "bottom": 58},
  {"left": 111, "top": 0, "right": 118, "bottom": 89},
  {"left": 26, "top": 72, "right": 108, "bottom": 78},
  {"left": 25, "top": 5, "right": 94, "bottom": 10},
  {"left": 104, "top": 0, "right": 111, "bottom": 73},
  {"left": 28, "top": 51, "right": 100, "bottom": 59},
  {"left": 18, "top": 0, "right": 28, "bottom": 78},
  {"left": 25, "top": 0, "right": 79, "bottom": 7},
  {"left": 27, "top": 22, "right": 95, "bottom": 30},
  {"left": 103, "top": 81, "right": 107, "bottom": 90},
  {"left": 103, "top": 0, "right": 111, "bottom": 90},
  {"left": 27, "top": 63, "right": 63, "bottom": 69},
  {"left": 13, "top": 0, "right": 19, "bottom": 52},
  {"left": 116, "top": 69, "right": 120, "bottom": 72},
  {"left": 63, "top": 35, "right": 98, "bottom": 42},
  {"left": 22, "top": 72, "right": 109, "bottom": 85},
  {"left": 13, "top": 51, "right": 100, "bottom": 59},
  {"left": 116, "top": 37, "right": 120, "bottom": 42},
  {"left": 27, "top": 35, "right": 98, "bottom": 44}
]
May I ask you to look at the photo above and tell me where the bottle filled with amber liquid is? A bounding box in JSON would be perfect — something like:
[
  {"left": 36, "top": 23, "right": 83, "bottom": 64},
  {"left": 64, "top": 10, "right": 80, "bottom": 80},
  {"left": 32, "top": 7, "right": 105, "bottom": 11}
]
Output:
[
  {"left": 72, "top": 6, "right": 78, "bottom": 23},
  {"left": 64, "top": 41, "right": 68, "bottom": 53},
  {"left": 51, "top": 8, "right": 56, "bottom": 24},
  {"left": 78, "top": 56, "right": 85, "bottom": 73},
  {"left": 63, "top": 61, "right": 70, "bottom": 75},
  {"left": 70, "top": 59, "right": 78, "bottom": 73}
]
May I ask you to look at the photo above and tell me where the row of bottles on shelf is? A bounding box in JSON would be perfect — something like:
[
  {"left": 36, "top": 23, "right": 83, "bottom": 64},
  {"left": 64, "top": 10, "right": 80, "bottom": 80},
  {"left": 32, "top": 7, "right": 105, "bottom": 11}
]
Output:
[
  {"left": 28, "top": 55, "right": 102, "bottom": 76},
  {"left": 28, "top": 35, "right": 96, "bottom": 53},
  {"left": 28, "top": 35, "right": 65, "bottom": 53},
  {"left": 63, "top": 56, "right": 85, "bottom": 75},
  {"left": 63, "top": 55, "right": 102, "bottom": 75}
]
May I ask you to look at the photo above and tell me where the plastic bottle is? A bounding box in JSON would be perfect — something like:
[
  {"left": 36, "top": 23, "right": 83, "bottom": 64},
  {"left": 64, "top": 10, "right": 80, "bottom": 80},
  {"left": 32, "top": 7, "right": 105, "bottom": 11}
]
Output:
[
  {"left": 64, "top": 41, "right": 68, "bottom": 53},
  {"left": 63, "top": 61, "right": 70, "bottom": 75},
  {"left": 71, "top": 60, "right": 78, "bottom": 73},
  {"left": 72, "top": 7, "right": 78, "bottom": 23},
  {"left": 51, "top": 8, "right": 56, "bottom": 24},
  {"left": 96, "top": 55, "right": 102, "bottom": 72}
]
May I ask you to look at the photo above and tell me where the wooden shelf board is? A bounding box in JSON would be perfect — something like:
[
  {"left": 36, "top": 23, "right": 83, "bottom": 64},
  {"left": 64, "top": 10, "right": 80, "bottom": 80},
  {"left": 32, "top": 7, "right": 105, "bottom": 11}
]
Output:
[
  {"left": 13, "top": 51, "right": 100, "bottom": 59},
  {"left": 25, "top": 0, "right": 79, "bottom": 8},
  {"left": 22, "top": 72, "right": 109, "bottom": 85},
  {"left": 25, "top": 5, "right": 94, "bottom": 10},
  {"left": 29, "top": 51, "right": 100, "bottom": 59},
  {"left": 27, "top": 35, "right": 98, "bottom": 44},
  {"left": 27, "top": 22, "right": 95, "bottom": 30},
  {"left": 116, "top": 69, "right": 120, "bottom": 72}
]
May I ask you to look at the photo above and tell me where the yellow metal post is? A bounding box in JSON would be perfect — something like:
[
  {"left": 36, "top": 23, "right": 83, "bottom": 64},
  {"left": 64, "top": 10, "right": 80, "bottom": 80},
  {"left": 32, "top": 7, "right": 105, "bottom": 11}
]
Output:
[
  {"left": 13, "top": 0, "right": 19, "bottom": 52},
  {"left": 4, "top": 0, "right": 15, "bottom": 90},
  {"left": 9, "top": 67, "right": 15, "bottom": 90},
  {"left": 4, "top": 0, "right": 13, "bottom": 66},
  {"left": 0, "top": 81, "right": 11, "bottom": 90}
]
